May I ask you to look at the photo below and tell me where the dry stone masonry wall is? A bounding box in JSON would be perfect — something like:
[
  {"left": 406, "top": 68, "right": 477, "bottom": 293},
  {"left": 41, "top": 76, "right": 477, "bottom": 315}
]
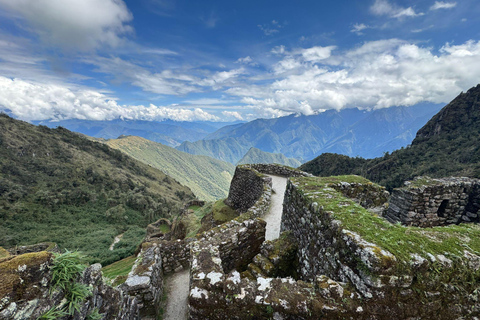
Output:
[
  {"left": 280, "top": 175, "right": 480, "bottom": 319},
  {"left": 386, "top": 176, "right": 480, "bottom": 227}
]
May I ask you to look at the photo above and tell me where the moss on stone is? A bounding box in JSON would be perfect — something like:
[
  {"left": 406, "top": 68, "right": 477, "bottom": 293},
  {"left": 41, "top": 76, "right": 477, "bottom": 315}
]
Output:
[
  {"left": 0, "top": 251, "right": 52, "bottom": 297},
  {"left": 293, "top": 176, "right": 480, "bottom": 270},
  {"left": 0, "top": 246, "right": 10, "bottom": 260}
]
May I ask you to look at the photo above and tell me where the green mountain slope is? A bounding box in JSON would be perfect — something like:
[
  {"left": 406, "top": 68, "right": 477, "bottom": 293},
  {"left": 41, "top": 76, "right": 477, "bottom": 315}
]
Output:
[
  {"left": 237, "top": 147, "right": 302, "bottom": 167},
  {"left": 0, "top": 114, "right": 194, "bottom": 264},
  {"left": 105, "top": 136, "right": 235, "bottom": 201},
  {"left": 300, "top": 84, "right": 480, "bottom": 191}
]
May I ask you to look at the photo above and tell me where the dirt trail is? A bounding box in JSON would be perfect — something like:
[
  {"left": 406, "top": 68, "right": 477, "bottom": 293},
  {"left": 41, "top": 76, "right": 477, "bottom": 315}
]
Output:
[
  {"left": 163, "top": 268, "right": 190, "bottom": 320},
  {"left": 264, "top": 175, "right": 288, "bottom": 241}
]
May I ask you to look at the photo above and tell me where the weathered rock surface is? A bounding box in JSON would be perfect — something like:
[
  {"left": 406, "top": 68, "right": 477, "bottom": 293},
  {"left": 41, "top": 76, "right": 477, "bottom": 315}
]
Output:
[{"left": 0, "top": 250, "right": 138, "bottom": 320}]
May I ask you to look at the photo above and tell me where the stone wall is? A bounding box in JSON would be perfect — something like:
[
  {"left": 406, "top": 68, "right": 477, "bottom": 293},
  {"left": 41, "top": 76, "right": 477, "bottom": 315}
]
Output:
[
  {"left": 386, "top": 176, "right": 480, "bottom": 227},
  {"left": 281, "top": 180, "right": 396, "bottom": 295},
  {"left": 121, "top": 243, "right": 163, "bottom": 319},
  {"left": 280, "top": 176, "right": 480, "bottom": 319},
  {"left": 188, "top": 220, "right": 363, "bottom": 320},
  {"left": 225, "top": 166, "right": 271, "bottom": 212},
  {"left": 0, "top": 250, "right": 139, "bottom": 320},
  {"left": 328, "top": 180, "right": 389, "bottom": 209},
  {"left": 242, "top": 163, "right": 313, "bottom": 178}
]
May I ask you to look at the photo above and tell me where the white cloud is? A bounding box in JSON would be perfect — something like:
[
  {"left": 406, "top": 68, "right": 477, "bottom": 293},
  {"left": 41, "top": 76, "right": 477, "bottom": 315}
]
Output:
[
  {"left": 271, "top": 45, "right": 287, "bottom": 55},
  {"left": 227, "top": 39, "right": 480, "bottom": 115},
  {"left": 430, "top": 1, "right": 457, "bottom": 10},
  {"left": 393, "top": 7, "right": 424, "bottom": 18},
  {"left": 370, "top": 0, "right": 423, "bottom": 19},
  {"left": 351, "top": 23, "right": 370, "bottom": 34},
  {"left": 0, "top": 0, "right": 133, "bottom": 51},
  {"left": 300, "top": 46, "right": 336, "bottom": 62},
  {"left": 0, "top": 76, "right": 219, "bottom": 121},
  {"left": 221, "top": 111, "right": 244, "bottom": 120}
]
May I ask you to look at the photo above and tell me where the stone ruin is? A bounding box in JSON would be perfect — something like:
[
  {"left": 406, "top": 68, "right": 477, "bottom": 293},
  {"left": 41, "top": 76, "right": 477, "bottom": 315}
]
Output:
[
  {"left": 386, "top": 176, "right": 480, "bottom": 227},
  {"left": 3, "top": 166, "right": 480, "bottom": 319}
]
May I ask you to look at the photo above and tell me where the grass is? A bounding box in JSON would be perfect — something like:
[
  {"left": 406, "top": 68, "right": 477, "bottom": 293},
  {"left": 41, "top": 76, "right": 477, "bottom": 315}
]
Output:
[
  {"left": 183, "top": 203, "right": 213, "bottom": 238},
  {"left": 294, "top": 176, "right": 480, "bottom": 266},
  {"left": 102, "top": 255, "right": 137, "bottom": 285},
  {"left": 212, "top": 199, "right": 238, "bottom": 222}
]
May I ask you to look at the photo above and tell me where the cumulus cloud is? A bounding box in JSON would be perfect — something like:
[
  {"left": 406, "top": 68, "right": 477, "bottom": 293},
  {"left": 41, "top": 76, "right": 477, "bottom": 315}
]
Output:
[
  {"left": 300, "top": 46, "right": 336, "bottom": 62},
  {"left": 0, "top": 76, "right": 219, "bottom": 121},
  {"left": 430, "top": 1, "right": 457, "bottom": 10},
  {"left": 370, "top": 0, "right": 423, "bottom": 19},
  {"left": 0, "top": 0, "right": 133, "bottom": 51},
  {"left": 227, "top": 39, "right": 480, "bottom": 115}
]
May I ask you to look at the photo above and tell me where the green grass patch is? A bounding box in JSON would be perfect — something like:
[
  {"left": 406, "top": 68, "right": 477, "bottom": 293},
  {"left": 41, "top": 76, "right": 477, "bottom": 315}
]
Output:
[
  {"left": 102, "top": 255, "right": 137, "bottom": 280},
  {"left": 294, "top": 176, "right": 480, "bottom": 266},
  {"left": 212, "top": 199, "right": 238, "bottom": 222},
  {"left": 184, "top": 203, "right": 213, "bottom": 238}
]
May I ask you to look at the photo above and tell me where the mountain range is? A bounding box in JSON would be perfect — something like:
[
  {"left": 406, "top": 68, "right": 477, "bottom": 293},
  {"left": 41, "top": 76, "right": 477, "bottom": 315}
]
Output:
[
  {"left": 33, "top": 118, "right": 244, "bottom": 148},
  {"left": 176, "top": 104, "right": 443, "bottom": 164},
  {"left": 300, "top": 84, "right": 480, "bottom": 191}
]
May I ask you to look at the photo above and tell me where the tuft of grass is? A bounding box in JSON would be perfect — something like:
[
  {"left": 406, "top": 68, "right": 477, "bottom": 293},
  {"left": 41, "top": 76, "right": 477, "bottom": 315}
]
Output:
[
  {"left": 50, "top": 250, "right": 87, "bottom": 292},
  {"left": 37, "top": 306, "right": 68, "bottom": 320}
]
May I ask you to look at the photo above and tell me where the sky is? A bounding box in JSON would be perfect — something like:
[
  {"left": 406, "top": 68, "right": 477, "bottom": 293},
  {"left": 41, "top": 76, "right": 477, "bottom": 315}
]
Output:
[{"left": 0, "top": 0, "right": 479, "bottom": 122}]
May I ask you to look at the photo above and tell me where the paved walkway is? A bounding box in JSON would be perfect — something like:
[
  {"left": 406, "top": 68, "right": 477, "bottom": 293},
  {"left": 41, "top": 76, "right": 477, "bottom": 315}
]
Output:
[
  {"left": 163, "top": 268, "right": 190, "bottom": 320},
  {"left": 264, "top": 175, "right": 288, "bottom": 241}
]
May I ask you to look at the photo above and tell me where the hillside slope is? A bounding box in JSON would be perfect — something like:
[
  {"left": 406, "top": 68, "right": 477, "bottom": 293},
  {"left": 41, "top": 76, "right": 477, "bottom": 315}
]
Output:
[
  {"left": 104, "top": 136, "right": 235, "bottom": 201},
  {"left": 0, "top": 114, "right": 194, "bottom": 264},
  {"left": 300, "top": 85, "right": 480, "bottom": 190},
  {"left": 237, "top": 147, "right": 302, "bottom": 167},
  {"left": 177, "top": 104, "right": 442, "bottom": 164}
]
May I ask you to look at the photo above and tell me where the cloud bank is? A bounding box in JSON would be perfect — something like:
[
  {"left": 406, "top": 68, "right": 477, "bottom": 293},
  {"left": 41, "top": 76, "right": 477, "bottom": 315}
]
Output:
[
  {"left": 0, "top": 76, "right": 220, "bottom": 122},
  {"left": 228, "top": 39, "right": 480, "bottom": 114},
  {"left": 0, "top": 0, "right": 133, "bottom": 51}
]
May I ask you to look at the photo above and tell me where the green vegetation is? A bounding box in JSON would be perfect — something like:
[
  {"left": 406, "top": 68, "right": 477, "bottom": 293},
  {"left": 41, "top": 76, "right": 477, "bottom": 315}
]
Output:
[
  {"left": 300, "top": 85, "right": 480, "bottom": 191},
  {"left": 0, "top": 114, "right": 194, "bottom": 265},
  {"left": 102, "top": 255, "right": 137, "bottom": 285},
  {"left": 104, "top": 135, "right": 235, "bottom": 201},
  {"left": 295, "top": 176, "right": 480, "bottom": 265},
  {"left": 183, "top": 203, "right": 213, "bottom": 238},
  {"left": 212, "top": 199, "right": 238, "bottom": 222},
  {"left": 237, "top": 147, "right": 302, "bottom": 167},
  {"left": 41, "top": 251, "right": 92, "bottom": 318}
]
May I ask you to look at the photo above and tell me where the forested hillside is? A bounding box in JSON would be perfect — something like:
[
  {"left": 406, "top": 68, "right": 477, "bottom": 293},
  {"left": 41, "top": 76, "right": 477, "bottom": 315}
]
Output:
[
  {"left": 300, "top": 85, "right": 480, "bottom": 191},
  {"left": 0, "top": 114, "right": 194, "bottom": 264},
  {"left": 104, "top": 136, "right": 235, "bottom": 201}
]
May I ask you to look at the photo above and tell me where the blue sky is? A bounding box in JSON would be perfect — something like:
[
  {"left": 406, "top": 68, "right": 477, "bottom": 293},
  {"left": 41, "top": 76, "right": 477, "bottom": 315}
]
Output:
[{"left": 0, "top": 0, "right": 479, "bottom": 122}]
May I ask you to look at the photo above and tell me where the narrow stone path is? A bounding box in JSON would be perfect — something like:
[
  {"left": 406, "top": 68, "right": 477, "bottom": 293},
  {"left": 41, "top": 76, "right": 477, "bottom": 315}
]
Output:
[
  {"left": 109, "top": 233, "right": 123, "bottom": 251},
  {"left": 264, "top": 175, "right": 288, "bottom": 241},
  {"left": 163, "top": 268, "right": 190, "bottom": 320}
]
